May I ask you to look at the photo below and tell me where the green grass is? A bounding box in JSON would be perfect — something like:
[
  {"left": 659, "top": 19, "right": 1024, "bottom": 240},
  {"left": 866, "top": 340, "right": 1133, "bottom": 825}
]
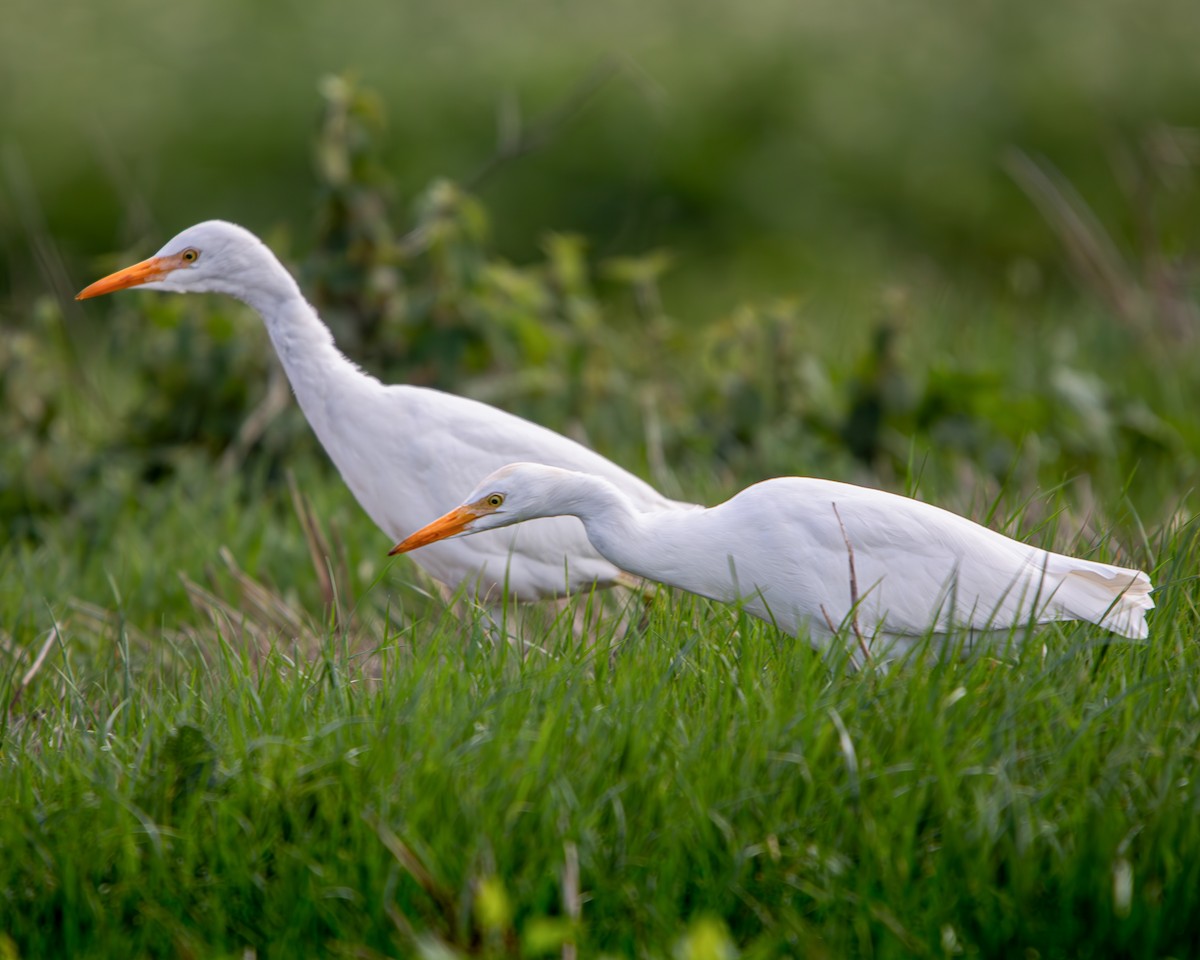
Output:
[{"left": 2, "top": 458, "right": 1198, "bottom": 958}]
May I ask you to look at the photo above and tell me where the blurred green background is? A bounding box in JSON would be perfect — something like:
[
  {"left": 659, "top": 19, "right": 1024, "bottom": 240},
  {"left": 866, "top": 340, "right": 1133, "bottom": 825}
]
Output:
[
  {"left": 0, "top": 0, "right": 1195, "bottom": 280},
  {"left": 3, "top": 0, "right": 1200, "bottom": 570},
  {"left": 7, "top": 0, "right": 1200, "bottom": 286}
]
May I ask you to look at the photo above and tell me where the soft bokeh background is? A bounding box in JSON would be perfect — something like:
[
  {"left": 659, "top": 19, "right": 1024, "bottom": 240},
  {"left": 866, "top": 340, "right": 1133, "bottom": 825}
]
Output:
[
  {"left": 8, "top": 0, "right": 1200, "bottom": 283},
  {"left": 3, "top": 0, "right": 1200, "bottom": 623}
]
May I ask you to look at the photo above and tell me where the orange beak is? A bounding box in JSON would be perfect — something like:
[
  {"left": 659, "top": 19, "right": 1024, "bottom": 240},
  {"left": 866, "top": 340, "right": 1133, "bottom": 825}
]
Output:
[
  {"left": 389, "top": 505, "right": 483, "bottom": 555},
  {"left": 76, "top": 255, "right": 176, "bottom": 300}
]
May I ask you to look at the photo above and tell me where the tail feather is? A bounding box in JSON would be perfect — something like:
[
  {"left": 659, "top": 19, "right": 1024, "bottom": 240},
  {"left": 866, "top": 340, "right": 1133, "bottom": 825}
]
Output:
[{"left": 1055, "top": 562, "right": 1154, "bottom": 640}]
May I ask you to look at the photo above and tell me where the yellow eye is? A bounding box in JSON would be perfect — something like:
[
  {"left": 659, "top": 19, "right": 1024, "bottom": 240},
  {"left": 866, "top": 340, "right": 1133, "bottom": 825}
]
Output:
[
  {"left": 181, "top": 248, "right": 200, "bottom": 263},
  {"left": 486, "top": 494, "right": 504, "bottom": 508}
]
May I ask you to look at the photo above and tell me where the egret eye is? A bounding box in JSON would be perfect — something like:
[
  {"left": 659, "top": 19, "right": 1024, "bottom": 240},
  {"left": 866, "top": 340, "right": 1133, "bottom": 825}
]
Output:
[
  {"left": 181, "top": 248, "right": 200, "bottom": 263},
  {"left": 486, "top": 494, "right": 504, "bottom": 508}
]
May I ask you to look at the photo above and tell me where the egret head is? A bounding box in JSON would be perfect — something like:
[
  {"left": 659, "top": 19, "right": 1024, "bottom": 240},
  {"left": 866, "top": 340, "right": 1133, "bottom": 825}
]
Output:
[
  {"left": 389, "top": 462, "right": 576, "bottom": 554},
  {"left": 76, "top": 221, "right": 282, "bottom": 303}
]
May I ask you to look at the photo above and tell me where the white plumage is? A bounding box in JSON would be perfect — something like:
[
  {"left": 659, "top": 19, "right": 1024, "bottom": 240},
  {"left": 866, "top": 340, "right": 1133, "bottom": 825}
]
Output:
[
  {"left": 392, "top": 462, "right": 1154, "bottom": 655},
  {"left": 77, "top": 220, "right": 693, "bottom": 601}
]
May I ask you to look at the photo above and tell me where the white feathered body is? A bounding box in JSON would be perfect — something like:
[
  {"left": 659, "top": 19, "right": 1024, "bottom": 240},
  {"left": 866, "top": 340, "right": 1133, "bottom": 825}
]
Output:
[
  {"left": 620, "top": 478, "right": 1151, "bottom": 644},
  {"left": 463, "top": 465, "right": 1154, "bottom": 651},
  {"left": 82, "top": 220, "right": 691, "bottom": 601},
  {"left": 257, "top": 287, "right": 691, "bottom": 601}
]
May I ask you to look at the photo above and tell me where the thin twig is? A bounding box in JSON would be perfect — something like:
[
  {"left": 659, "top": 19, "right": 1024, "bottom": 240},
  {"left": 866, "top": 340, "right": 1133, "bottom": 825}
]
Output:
[
  {"left": 217, "top": 547, "right": 313, "bottom": 639},
  {"left": 218, "top": 362, "right": 292, "bottom": 476},
  {"left": 85, "top": 117, "right": 160, "bottom": 243},
  {"left": 8, "top": 626, "right": 60, "bottom": 713},
  {"left": 465, "top": 57, "right": 625, "bottom": 192},
  {"left": 3, "top": 146, "right": 101, "bottom": 409},
  {"left": 831, "top": 502, "right": 872, "bottom": 665},
  {"left": 639, "top": 387, "right": 671, "bottom": 496},
  {"left": 366, "top": 812, "right": 458, "bottom": 927},
  {"left": 287, "top": 470, "right": 339, "bottom": 624},
  {"left": 1004, "top": 148, "right": 1141, "bottom": 326},
  {"left": 819, "top": 604, "right": 840, "bottom": 637},
  {"left": 561, "top": 840, "right": 580, "bottom": 960},
  {"left": 396, "top": 58, "right": 628, "bottom": 258}
]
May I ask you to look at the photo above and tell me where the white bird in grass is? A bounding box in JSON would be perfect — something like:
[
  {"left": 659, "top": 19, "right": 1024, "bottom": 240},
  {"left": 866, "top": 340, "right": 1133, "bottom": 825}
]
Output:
[
  {"left": 77, "top": 220, "right": 694, "bottom": 602},
  {"left": 390, "top": 462, "right": 1154, "bottom": 656}
]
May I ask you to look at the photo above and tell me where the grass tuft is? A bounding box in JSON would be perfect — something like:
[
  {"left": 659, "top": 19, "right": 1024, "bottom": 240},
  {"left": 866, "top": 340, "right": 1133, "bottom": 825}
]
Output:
[{"left": 3, "top": 529, "right": 1197, "bottom": 956}]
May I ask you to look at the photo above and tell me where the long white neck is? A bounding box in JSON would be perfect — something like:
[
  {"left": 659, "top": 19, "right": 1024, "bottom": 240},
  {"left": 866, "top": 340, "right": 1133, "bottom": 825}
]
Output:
[
  {"left": 534, "top": 473, "right": 707, "bottom": 592},
  {"left": 236, "top": 266, "right": 381, "bottom": 440}
]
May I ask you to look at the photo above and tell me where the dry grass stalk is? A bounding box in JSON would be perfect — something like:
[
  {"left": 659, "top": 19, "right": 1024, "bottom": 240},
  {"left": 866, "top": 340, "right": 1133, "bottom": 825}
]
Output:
[{"left": 831, "top": 502, "right": 872, "bottom": 665}]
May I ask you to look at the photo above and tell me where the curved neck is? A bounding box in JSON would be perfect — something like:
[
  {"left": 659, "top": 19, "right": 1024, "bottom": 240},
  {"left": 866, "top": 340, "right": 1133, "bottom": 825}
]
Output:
[
  {"left": 561, "top": 476, "right": 646, "bottom": 567},
  {"left": 546, "top": 474, "right": 733, "bottom": 604},
  {"left": 239, "top": 271, "right": 381, "bottom": 438},
  {"left": 547, "top": 474, "right": 689, "bottom": 586}
]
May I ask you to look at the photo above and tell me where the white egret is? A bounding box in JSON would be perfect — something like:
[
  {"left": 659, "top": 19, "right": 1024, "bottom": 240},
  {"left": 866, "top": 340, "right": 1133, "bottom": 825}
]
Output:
[
  {"left": 77, "top": 221, "right": 694, "bottom": 602},
  {"left": 390, "top": 462, "right": 1154, "bottom": 655}
]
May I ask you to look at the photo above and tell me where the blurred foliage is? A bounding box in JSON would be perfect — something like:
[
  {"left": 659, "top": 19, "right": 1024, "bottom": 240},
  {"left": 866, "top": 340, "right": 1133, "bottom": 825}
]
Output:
[
  {"left": 305, "top": 76, "right": 404, "bottom": 357},
  {"left": 5, "top": 0, "right": 1200, "bottom": 291},
  {"left": 3, "top": 68, "right": 1199, "bottom": 549}
]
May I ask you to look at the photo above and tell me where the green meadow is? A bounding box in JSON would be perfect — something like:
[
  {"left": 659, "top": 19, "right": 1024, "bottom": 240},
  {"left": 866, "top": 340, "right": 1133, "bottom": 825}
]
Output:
[{"left": 3, "top": 0, "right": 1200, "bottom": 955}]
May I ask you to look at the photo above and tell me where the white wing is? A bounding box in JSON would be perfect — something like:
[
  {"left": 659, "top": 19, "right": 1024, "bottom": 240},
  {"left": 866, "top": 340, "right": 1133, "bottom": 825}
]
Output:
[
  {"left": 321, "top": 380, "right": 689, "bottom": 599},
  {"left": 701, "top": 478, "right": 1150, "bottom": 640}
]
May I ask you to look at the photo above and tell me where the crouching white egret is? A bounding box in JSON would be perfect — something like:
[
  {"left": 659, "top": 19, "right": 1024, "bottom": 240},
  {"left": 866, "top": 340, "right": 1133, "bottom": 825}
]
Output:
[
  {"left": 77, "top": 221, "right": 695, "bottom": 602},
  {"left": 390, "top": 462, "right": 1154, "bottom": 655}
]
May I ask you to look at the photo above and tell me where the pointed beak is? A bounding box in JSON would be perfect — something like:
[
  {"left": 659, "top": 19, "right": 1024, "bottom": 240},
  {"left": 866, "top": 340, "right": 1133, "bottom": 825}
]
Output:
[
  {"left": 76, "top": 255, "right": 174, "bottom": 300},
  {"left": 389, "top": 505, "right": 483, "bottom": 555}
]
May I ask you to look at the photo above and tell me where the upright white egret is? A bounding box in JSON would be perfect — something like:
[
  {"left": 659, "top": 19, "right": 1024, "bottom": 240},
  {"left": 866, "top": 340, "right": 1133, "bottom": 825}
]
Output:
[
  {"left": 77, "top": 220, "right": 694, "bottom": 601},
  {"left": 391, "top": 462, "right": 1154, "bottom": 654}
]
